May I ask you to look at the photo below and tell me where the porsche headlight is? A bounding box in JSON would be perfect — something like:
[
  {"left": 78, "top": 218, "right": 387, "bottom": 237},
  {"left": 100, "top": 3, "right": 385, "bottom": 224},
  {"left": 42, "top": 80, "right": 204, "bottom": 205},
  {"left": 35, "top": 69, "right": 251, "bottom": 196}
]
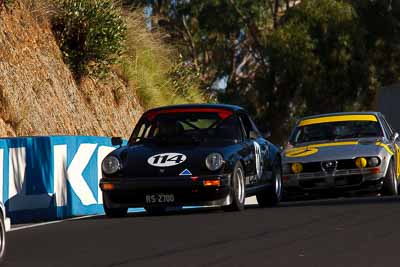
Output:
[
  {"left": 102, "top": 155, "right": 121, "bottom": 174},
  {"left": 367, "top": 157, "right": 380, "bottom": 167},
  {"left": 205, "top": 153, "right": 224, "bottom": 171}
]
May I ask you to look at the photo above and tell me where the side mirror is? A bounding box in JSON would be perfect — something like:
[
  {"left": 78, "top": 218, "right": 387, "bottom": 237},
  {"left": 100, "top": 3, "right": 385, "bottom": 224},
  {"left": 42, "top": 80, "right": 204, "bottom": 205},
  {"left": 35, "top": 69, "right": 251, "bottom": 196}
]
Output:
[
  {"left": 249, "top": 130, "right": 259, "bottom": 139},
  {"left": 392, "top": 132, "right": 399, "bottom": 142},
  {"left": 111, "top": 137, "right": 123, "bottom": 147},
  {"left": 285, "top": 142, "right": 294, "bottom": 150}
]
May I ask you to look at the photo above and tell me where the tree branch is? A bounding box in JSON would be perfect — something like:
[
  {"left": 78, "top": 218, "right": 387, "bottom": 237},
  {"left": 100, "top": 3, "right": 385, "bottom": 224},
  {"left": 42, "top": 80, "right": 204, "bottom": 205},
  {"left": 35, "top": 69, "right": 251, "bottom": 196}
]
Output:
[
  {"left": 181, "top": 15, "right": 199, "bottom": 69},
  {"left": 227, "top": 0, "right": 268, "bottom": 70}
]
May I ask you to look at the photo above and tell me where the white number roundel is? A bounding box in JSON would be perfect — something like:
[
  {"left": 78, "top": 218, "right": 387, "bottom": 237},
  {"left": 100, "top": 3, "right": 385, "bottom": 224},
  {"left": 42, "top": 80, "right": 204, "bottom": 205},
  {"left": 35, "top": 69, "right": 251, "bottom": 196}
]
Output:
[{"left": 147, "top": 153, "right": 187, "bottom": 167}]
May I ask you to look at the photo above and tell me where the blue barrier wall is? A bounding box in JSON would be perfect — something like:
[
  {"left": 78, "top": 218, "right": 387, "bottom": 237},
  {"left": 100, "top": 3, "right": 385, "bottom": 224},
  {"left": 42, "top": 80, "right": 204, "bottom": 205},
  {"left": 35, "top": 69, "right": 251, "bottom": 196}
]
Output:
[{"left": 0, "top": 136, "right": 119, "bottom": 223}]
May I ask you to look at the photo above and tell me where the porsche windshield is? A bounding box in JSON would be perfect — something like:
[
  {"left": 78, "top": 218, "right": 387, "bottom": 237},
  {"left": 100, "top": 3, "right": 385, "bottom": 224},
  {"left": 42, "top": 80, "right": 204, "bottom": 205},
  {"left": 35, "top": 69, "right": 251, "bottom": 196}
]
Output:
[
  {"left": 129, "top": 112, "right": 242, "bottom": 144},
  {"left": 290, "top": 120, "right": 384, "bottom": 145}
]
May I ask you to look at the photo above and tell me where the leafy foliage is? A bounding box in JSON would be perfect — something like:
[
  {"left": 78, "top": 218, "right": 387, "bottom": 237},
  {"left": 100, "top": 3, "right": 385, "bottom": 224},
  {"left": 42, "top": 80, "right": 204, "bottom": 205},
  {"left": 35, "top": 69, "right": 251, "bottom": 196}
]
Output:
[
  {"left": 351, "top": 0, "right": 400, "bottom": 87},
  {"left": 168, "top": 59, "right": 204, "bottom": 102},
  {"left": 0, "top": 0, "right": 13, "bottom": 10},
  {"left": 135, "top": 0, "right": 400, "bottom": 143},
  {"left": 264, "top": 0, "right": 366, "bottom": 123},
  {"left": 52, "top": 0, "right": 126, "bottom": 78},
  {"left": 119, "top": 12, "right": 204, "bottom": 109},
  {"left": 250, "top": 0, "right": 368, "bottom": 140}
]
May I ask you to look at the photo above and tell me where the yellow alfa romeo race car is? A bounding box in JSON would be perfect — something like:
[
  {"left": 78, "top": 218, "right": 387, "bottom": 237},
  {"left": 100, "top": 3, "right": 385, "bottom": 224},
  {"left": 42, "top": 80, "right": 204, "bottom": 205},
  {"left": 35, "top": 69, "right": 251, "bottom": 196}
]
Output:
[{"left": 282, "top": 112, "right": 400, "bottom": 198}]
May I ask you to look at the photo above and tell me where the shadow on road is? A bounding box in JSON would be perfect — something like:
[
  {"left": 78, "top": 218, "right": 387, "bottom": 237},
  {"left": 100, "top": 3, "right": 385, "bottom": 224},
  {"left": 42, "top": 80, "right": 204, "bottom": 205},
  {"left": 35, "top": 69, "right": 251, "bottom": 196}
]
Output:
[
  {"left": 78, "top": 206, "right": 224, "bottom": 221},
  {"left": 77, "top": 196, "right": 400, "bottom": 222},
  {"left": 246, "top": 195, "right": 400, "bottom": 210}
]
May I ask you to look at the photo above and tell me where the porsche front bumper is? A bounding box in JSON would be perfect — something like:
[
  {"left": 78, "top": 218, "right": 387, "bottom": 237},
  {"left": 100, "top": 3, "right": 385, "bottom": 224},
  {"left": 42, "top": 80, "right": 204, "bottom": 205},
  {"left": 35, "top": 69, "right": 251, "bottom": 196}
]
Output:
[{"left": 99, "top": 174, "right": 232, "bottom": 208}]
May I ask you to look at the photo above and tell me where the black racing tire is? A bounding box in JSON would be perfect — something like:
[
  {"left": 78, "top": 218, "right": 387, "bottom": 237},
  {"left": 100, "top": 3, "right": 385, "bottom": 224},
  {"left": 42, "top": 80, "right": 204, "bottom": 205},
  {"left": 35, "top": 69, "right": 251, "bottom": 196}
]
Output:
[
  {"left": 144, "top": 207, "right": 167, "bottom": 216},
  {"left": 382, "top": 160, "right": 398, "bottom": 196},
  {"left": 223, "top": 161, "right": 246, "bottom": 212},
  {"left": 256, "top": 161, "right": 282, "bottom": 207},
  {"left": 103, "top": 192, "right": 128, "bottom": 218},
  {"left": 103, "top": 204, "right": 128, "bottom": 218},
  {"left": 0, "top": 213, "right": 5, "bottom": 262}
]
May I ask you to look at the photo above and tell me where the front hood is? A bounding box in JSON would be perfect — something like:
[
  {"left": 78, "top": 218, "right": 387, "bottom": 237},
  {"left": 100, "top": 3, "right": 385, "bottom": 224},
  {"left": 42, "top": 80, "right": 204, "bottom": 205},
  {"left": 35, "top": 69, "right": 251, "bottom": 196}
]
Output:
[
  {"left": 282, "top": 138, "right": 389, "bottom": 163},
  {"left": 109, "top": 142, "right": 237, "bottom": 178}
]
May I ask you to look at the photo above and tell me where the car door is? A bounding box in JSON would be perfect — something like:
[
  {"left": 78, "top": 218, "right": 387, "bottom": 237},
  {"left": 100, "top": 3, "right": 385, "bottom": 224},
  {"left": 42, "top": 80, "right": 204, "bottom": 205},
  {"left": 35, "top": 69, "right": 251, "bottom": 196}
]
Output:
[
  {"left": 237, "top": 112, "right": 266, "bottom": 186},
  {"left": 381, "top": 114, "right": 400, "bottom": 177},
  {"left": 248, "top": 116, "right": 273, "bottom": 183}
]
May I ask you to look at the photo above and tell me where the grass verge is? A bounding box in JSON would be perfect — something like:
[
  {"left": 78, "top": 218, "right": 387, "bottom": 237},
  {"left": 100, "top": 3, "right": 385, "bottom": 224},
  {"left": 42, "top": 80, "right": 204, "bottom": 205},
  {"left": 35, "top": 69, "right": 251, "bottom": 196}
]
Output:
[{"left": 119, "top": 12, "right": 205, "bottom": 109}]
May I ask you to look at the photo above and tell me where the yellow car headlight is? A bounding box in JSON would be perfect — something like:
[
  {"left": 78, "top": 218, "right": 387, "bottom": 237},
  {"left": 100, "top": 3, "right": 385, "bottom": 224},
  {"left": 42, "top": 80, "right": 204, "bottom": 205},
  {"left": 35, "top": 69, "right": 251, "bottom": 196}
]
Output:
[
  {"left": 355, "top": 157, "right": 367, "bottom": 168},
  {"left": 291, "top": 163, "right": 303, "bottom": 174}
]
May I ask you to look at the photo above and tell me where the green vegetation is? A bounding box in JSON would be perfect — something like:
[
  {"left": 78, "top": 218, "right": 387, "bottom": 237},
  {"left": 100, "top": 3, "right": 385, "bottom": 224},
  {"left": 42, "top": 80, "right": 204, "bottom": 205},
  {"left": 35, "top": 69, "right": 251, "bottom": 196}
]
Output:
[
  {"left": 15, "top": 0, "right": 205, "bottom": 108},
  {"left": 133, "top": 0, "right": 400, "bottom": 143},
  {"left": 11, "top": 0, "right": 400, "bottom": 141},
  {"left": 1, "top": 0, "right": 14, "bottom": 9},
  {"left": 264, "top": 0, "right": 365, "bottom": 137},
  {"left": 52, "top": 0, "right": 126, "bottom": 78},
  {"left": 119, "top": 13, "right": 204, "bottom": 109}
]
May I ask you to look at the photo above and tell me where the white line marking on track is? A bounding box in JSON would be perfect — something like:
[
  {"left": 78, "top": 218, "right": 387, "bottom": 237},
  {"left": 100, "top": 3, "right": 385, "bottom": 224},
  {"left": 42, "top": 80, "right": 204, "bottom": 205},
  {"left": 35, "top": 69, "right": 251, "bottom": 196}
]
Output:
[
  {"left": 9, "top": 198, "right": 259, "bottom": 232},
  {"left": 9, "top": 214, "right": 100, "bottom": 232}
]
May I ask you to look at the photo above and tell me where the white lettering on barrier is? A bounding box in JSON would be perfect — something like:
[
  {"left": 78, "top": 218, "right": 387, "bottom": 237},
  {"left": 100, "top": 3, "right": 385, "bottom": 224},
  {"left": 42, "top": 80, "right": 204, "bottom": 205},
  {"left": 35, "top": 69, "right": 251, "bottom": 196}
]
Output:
[
  {"left": 97, "top": 146, "right": 116, "bottom": 204},
  {"left": 8, "top": 147, "right": 53, "bottom": 211},
  {"left": 0, "top": 142, "right": 114, "bottom": 212},
  {"left": 8, "top": 147, "right": 26, "bottom": 201},
  {"left": 54, "top": 145, "right": 67, "bottom": 207},
  {"left": 54, "top": 144, "right": 98, "bottom": 207}
]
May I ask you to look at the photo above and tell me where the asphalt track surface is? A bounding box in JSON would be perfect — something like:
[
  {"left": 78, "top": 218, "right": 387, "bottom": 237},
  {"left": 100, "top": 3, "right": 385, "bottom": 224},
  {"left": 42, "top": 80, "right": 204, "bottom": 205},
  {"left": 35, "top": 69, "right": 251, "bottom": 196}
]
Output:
[{"left": 3, "top": 197, "right": 400, "bottom": 267}]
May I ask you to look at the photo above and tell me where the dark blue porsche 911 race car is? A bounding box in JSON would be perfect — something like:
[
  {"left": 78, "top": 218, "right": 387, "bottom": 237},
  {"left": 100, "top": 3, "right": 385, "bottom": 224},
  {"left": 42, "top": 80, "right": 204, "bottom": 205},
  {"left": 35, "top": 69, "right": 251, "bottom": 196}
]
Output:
[{"left": 99, "top": 104, "right": 282, "bottom": 216}]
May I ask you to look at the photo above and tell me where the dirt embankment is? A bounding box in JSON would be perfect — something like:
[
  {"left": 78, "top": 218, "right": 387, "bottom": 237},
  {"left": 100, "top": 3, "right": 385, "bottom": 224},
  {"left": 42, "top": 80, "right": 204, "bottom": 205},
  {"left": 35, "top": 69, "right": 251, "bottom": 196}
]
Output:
[{"left": 0, "top": 3, "right": 143, "bottom": 138}]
